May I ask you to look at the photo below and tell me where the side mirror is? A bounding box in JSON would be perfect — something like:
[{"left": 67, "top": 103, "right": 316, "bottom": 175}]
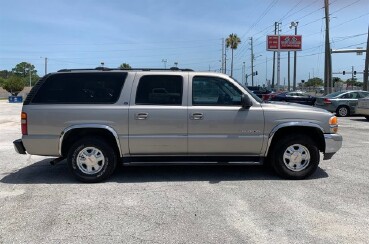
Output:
[{"left": 241, "top": 94, "right": 253, "bottom": 108}]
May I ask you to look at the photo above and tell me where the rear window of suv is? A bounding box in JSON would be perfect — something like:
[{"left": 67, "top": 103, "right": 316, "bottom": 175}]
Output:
[{"left": 31, "top": 72, "right": 126, "bottom": 104}]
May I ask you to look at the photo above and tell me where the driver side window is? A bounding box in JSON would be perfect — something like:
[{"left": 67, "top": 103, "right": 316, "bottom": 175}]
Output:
[{"left": 192, "top": 76, "right": 242, "bottom": 106}]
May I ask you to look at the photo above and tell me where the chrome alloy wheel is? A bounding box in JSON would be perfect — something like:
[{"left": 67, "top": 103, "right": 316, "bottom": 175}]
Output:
[
  {"left": 338, "top": 107, "right": 348, "bottom": 117},
  {"left": 76, "top": 147, "right": 105, "bottom": 175},
  {"left": 283, "top": 144, "right": 311, "bottom": 172}
]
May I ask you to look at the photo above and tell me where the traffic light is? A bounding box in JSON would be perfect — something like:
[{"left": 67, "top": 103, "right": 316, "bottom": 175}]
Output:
[
  {"left": 343, "top": 71, "right": 345, "bottom": 75},
  {"left": 255, "top": 71, "right": 258, "bottom": 76},
  {"left": 354, "top": 71, "right": 356, "bottom": 75}
]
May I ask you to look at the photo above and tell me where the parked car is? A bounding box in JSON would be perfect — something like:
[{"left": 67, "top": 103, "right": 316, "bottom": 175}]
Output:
[
  {"left": 269, "top": 91, "right": 316, "bottom": 106},
  {"left": 247, "top": 86, "right": 272, "bottom": 99},
  {"left": 356, "top": 96, "right": 369, "bottom": 121},
  {"left": 13, "top": 68, "right": 342, "bottom": 182},
  {"left": 315, "top": 90, "right": 369, "bottom": 117}
]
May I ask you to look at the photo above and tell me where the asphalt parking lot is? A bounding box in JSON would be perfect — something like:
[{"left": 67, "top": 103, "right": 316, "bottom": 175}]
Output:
[{"left": 0, "top": 100, "right": 369, "bottom": 244}]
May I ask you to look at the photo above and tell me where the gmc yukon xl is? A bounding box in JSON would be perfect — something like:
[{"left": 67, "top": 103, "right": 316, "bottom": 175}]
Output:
[{"left": 13, "top": 68, "right": 342, "bottom": 182}]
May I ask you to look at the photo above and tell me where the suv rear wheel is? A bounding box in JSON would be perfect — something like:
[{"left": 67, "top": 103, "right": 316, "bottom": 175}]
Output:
[
  {"left": 67, "top": 137, "right": 117, "bottom": 183},
  {"left": 270, "top": 135, "right": 319, "bottom": 179}
]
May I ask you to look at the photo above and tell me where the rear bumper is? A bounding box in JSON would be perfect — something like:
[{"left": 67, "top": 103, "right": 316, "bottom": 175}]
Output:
[
  {"left": 13, "top": 139, "right": 26, "bottom": 154},
  {"left": 323, "top": 133, "right": 342, "bottom": 160}
]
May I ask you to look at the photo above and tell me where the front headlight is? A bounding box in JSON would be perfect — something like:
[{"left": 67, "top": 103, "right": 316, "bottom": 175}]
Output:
[{"left": 329, "top": 116, "right": 338, "bottom": 133}]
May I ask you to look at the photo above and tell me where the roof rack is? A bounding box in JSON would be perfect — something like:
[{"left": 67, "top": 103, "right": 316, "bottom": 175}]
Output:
[{"left": 57, "top": 67, "right": 194, "bottom": 72}]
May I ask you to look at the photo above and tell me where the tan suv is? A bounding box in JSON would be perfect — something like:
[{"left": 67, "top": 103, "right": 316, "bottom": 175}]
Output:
[{"left": 13, "top": 68, "right": 342, "bottom": 182}]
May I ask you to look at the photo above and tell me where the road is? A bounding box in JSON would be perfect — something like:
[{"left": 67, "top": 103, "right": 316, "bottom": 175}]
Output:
[{"left": 0, "top": 100, "right": 368, "bottom": 243}]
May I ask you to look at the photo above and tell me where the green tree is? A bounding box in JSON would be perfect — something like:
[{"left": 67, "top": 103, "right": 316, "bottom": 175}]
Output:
[
  {"left": 2, "top": 76, "right": 25, "bottom": 96},
  {"left": 0, "top": 70, "right": 10, "bottom": 79},
  {"left": 304, "top": 77, "right": 323, "bottom": 88},
  {"left": 12, "top": 62, "right": 37, "bottom": 78},
  {"left": 119, "top": 63, "right": 132, "bottom": 69},
  {"left": 345, "top": 78, "right": 357, "bottom": 89},
  {"left": 0, "top": 77, "right": 5, "bottom": 87},
  {"left": 225, "top": 33, "right": 241, "bottom": 77}
]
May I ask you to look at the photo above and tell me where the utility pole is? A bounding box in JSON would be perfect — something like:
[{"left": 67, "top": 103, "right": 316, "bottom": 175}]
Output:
[
  {"left": 277, "top": 22, "right": 282, "bottom": 90},
  {"left": 221, "top": 38, "right": 225, "bottom": 73},
  {"left": 224, "top": 46, "right": 227, "bottom": 75},
  {"left": 44, "top": 57, "right": 48, "bottom": 75},
  {"left": 266, "top": 56, "right": 268, "bottom": 87},
  {"left": 291, "top": 21, "right": 299, "bottom": 91},
  {"left": 242, "top": 62, "right": 246, "bottom": 84},
  {"left": 272, "top": 22, "right": 277, "bottom": 89},
  {"left": 250, "top": 37, "right": 254, "bottom": 86},
  {"left": 352, "top": 66, "right": 355, "bottom": 80},
  {"left": 364, "top": 25, "right": 369, "bottom": 91},
  {"left": 29, "top": 66, "right": 32, "bottom": 87},
  {"left": 287, "top": 51, "right": 291, "bottom": 91},
  {"left": 324, "top": 0, "right": 332, "bottom": 94}
]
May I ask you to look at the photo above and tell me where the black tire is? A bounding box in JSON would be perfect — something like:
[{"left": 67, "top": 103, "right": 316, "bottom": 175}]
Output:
[
  {"left": 270, "top": 135, "right": 320, "bottom": 180},
  {"left": 365, "top": 116, "right": 369, "bottom": 121},
  {"left": 67, "top": 137, "right": 118, "bottom": 183},
  {"left": 336, "top": 105, "right": 350, "bottom": 117}
]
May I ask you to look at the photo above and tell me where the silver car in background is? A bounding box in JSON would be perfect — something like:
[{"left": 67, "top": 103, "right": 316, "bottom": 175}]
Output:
[
  {"left": 315, "top": 90, "right": 369, "bottom": 117},
  {"left": 356, "top": 96, "right": 369, "bottom": 121}
]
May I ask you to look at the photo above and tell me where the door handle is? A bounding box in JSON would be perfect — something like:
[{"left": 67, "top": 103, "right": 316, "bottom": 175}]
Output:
[
  {"left": 190, "top": 112, "right": 203, "bottom": 120},
  {"left": 135, "top": 113, "right": 149, "bottom": 120}
]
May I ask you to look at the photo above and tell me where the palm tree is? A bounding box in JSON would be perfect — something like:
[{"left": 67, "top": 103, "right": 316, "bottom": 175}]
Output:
[
  {"left": 119, "top": 63, "right": 132, "bottom": 69},
  {"left": 225, "top": 33, "right": 241, "bottom": 77}
]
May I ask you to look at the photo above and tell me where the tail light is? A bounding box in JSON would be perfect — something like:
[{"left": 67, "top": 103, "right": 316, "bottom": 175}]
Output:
[
  {"left": 21, "top": 112, "right": 27, "bottom": 135},
  {"left": 324, "top": 98, "right": 332, "bottom": 104}
]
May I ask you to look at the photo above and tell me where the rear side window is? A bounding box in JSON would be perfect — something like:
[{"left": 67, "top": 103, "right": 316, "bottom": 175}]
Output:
[
  {"left": 32, "top": 72, "right": 126, "bottom": 104},
  {"left": 135, "top": 75, "right": 183, "bottom": 105}
]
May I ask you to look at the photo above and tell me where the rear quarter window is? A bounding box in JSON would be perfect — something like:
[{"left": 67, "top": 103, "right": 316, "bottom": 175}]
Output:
[{"left": 31, "top": 72, "right": 127, "bottom": 104}]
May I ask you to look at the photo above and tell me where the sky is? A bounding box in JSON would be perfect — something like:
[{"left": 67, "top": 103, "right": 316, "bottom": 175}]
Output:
[{"left": 0, "top": 0, "right": 368, "bottom": 86}]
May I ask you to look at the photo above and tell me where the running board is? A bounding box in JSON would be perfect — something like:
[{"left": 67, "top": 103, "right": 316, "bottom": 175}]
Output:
[{"left": 121, "top": 156, "right": 264, "bottom": 165}]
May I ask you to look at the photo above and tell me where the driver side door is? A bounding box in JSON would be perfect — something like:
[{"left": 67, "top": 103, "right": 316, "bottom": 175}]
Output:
[{"left": 188, "top": 75, "right": 264, "bottom": 155}]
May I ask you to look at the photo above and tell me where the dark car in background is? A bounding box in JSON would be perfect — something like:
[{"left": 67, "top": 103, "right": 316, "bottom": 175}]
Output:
[
  {"left": 247, "top": 86, "right": 272, "bottom": 99},
  {"left": 269, "top": 91, "right": 316, "bottom": 106},
  {"left": 315, "top": 90, "right": 369, "bottom": 117}
]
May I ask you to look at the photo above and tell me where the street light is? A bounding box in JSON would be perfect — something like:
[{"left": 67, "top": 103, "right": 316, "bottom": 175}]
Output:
[
  {"left": 162, "top": 59, "right": 167, "bottom": 69},
  {"left": 290, "top": 21, "right": 299, "bottom": 91}
]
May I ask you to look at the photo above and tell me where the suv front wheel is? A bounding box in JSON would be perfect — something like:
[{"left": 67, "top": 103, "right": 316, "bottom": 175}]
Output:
[
  {"left": 67, "top": 137, "right": 117, "bottom": 183},
  {"left": 270, "top": 135, "right": 320, "bottom": 179}
]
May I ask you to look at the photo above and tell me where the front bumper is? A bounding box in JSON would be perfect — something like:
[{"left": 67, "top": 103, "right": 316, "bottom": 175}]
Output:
[
  {"left": 356, "top": 107, "right": 369, "bottom": 116},
  {"left": 323, "top": 133, "right": 342, "bottom": 160},
  {"left": 13, "top": 139, "right": 26, "bottom": 154}
]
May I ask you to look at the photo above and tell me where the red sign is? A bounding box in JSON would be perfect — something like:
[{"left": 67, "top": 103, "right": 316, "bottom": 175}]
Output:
[
  {"left": 280, "top": 35, "right": 302, "bottom": 50},
  {"left": 267, "top": 35, "right": 302, "bottom": 51},
  {"left": 267, "top": 35, "right": 279, "bottom": 50}
]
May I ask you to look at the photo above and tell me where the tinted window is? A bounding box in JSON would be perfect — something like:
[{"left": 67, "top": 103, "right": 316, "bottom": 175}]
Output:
[
  {"left": 135, "top": 75, "right": 183, "bottom": 105},
  {"left": 192, "top": 76, "right": 242, "bottom": 106},
  {"left": 341, "top": 92, "right": 359, "bottom": 99},
  {"left": 326, "top": 91, "right": 345, "bottom": 98},
  {"left": 32, "top": 72, "right": 126, "bottom": 104},
  {"left": 359, "top": 92, "right": 369, "bottom": 98}
]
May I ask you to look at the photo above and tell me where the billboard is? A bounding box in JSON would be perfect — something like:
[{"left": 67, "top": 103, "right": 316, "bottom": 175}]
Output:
[{"left": 267, "top": 35, "right": 302, "bottom": 51}]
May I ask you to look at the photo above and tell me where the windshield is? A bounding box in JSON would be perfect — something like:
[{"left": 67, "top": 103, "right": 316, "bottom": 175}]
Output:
[
  {"left": 232, "top": 78, "right": 263, "bottom": 103},
  {"left": 326, "top": 91, "right": 345, "bottom": 98}
]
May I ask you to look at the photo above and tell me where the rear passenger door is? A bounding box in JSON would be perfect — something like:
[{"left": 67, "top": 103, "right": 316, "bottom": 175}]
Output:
[{"left": 128, "top": 73, "right": 188, "bottom": 155}]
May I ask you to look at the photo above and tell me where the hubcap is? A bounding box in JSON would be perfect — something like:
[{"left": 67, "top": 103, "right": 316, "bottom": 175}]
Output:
[
  {"left": 339, "top": 107, "right": 348, "bottom": 117},
  {"left": 76, "top": 147, "right": 105, "bottom": 175},
  {"left": 283, "top": 144, "right": 310, "bottom": 172}
]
